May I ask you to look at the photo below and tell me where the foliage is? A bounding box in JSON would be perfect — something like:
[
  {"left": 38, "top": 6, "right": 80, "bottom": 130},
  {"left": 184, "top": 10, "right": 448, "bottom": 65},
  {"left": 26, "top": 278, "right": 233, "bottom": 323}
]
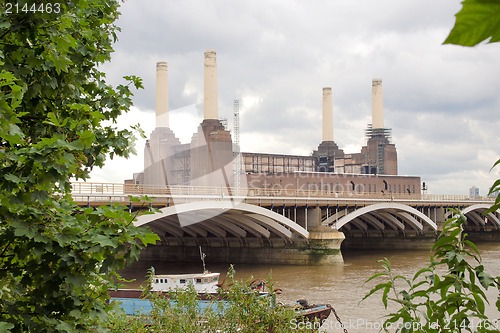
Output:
[
  {"left": 444, "top": 0, "right": 500, "bottom": 46},
  {"left": 487, "top": 158, "right": 500, "bottom": 214},
  {"left": 363, "top": 211, "right": 500, "bottom": 333},
  {"left": 0, "top": 0, "right": 159, "bottom": 331},
  {"left": 107, "top": 266, "right": 322, "bottom": 332}
]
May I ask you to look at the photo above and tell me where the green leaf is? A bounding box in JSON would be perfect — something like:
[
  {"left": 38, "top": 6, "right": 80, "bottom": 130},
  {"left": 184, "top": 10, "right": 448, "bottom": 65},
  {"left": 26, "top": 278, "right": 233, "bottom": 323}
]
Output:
[
  {"left": 446, "top": 250, "right": 456, "bottom": 262},
  {"left": 12, "top": 221, "right": 36, "bottom": 239},
  {"left": 8, "top": 124, "right": 25, "bottom": 144},
  {"left": 78, "top": 130, "right": 96, "bottom": 147},
  {"left": 382, "top": 283, "right": 391, "bottom": 308},
  {"left": 488, "top": 179, "right": 500, "bottom": 195},
  {"left": 361, "top": 282, "right": 390, "bottom": 303},
  {"left": 413, "top": 267, "right": 432, "bottom": 281},
  {"left": 364, "top": 272, "right": 389, "bottom": 284},
  {"left": 0, "top": 322, "right": 14, "bottom": 332},
  {"left": 4, "top": 173, "right": 20, "bottom": 183},
  {"left": 0, "top": 21, "right": 12, "bottom": 30},
  {"left": 138, "top": 232, "right": 160, "bottom": 246},
  {"left": 477, "top": 270, "right": 495, "bottom": 288},
  {"left": 455, "top": 253, "right": 466, "bottom": 263},
  {"left": 93, "top": 235, "right": 117, "bottom": 247},
  {"left": 399, "top": 290, "right": 411, "bottom": 301},
  {"left": 432, "top": 235, "right": 455, "bottom": 251},
  {"left": 44, "top": 112, "right": 68, "bottom": 127},
  {"left": 464, "top": 240, "right": 480, "bottom": 256},
  {"left": 444, "top": 0, "right": 500, "bottom": 46},
  {"left": 490, "top": 158, "right": 500, "bottom": 172}
]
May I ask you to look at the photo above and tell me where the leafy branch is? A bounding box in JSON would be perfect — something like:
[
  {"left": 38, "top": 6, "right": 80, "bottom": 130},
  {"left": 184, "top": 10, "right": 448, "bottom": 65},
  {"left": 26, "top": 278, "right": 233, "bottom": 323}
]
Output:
[{"left": 363, "top": 212, "right": 499, "bottom": 333}]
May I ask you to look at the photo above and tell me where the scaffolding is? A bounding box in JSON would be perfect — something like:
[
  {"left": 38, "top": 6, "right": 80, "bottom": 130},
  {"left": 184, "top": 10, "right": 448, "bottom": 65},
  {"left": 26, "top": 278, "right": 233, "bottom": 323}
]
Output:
[{"left": 365, "top": 124, "right": 392, "bottom": 140}]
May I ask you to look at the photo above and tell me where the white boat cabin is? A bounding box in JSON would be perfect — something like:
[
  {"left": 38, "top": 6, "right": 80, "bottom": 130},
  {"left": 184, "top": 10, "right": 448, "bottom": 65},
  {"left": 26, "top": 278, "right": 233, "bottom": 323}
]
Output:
[{"left": 151, "top": 271, "right": 220, "bottom": 293}]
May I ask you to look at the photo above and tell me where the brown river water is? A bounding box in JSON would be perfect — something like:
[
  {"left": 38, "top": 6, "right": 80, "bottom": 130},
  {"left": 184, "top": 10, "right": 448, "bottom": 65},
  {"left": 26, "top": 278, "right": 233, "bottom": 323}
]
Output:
[{"left": 120, "top": 242, "right": 500, "bottom": 332}]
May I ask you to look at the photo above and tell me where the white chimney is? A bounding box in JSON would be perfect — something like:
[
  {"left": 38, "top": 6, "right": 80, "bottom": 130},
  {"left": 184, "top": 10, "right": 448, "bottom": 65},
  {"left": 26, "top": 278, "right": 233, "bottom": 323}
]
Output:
[
  {"left": 155, "top": 62, "right": 169, "bottom": 128},
  {"left": 322, "top": 87, "right": 334, "bottom": 141},
  {"left": 372, "top": 78, "right": 384, "bottom": 129},
  {"left": 204, "top": 50, "right": 218, "bottom": 120}
]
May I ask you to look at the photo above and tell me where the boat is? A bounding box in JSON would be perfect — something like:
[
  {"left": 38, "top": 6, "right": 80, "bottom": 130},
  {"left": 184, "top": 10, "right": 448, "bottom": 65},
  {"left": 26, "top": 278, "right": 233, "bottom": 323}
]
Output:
[
  {"left": 292, "top": 299, "right": 333, "bottom": 323},
  {"left": 109, "top": 288, "right": 333, "bottom": 326},
  {"left": 108, "top": 247, "right": 333, "bottom": 325},
  {"left": 151, "top": 269, "right": 220, "bottom": 294}
]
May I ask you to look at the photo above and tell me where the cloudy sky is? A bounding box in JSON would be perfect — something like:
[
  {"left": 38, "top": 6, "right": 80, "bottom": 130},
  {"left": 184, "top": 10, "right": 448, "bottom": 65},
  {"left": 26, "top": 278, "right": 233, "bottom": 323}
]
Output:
[{"left": 89, "top": 0, "right": 500, "bottom": 195}]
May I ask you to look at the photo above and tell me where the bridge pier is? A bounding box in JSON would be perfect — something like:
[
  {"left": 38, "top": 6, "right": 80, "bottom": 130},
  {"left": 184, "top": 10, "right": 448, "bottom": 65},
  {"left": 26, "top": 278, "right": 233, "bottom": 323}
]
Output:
[{"left": 306, "top": 226, "right": 345, "bottom": 264}]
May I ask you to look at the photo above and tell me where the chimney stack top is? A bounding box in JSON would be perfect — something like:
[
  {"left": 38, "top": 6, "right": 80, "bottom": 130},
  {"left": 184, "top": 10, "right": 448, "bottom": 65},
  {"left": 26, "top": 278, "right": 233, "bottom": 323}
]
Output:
[
  {"left": 205, "top": 50, "right": 216, "bottom": 57},
  {"left": 156, "top": 62, "right": 168, "bottom": 70},
  {"left": 371, "top": 78, "right": 384, "bottom": 129},
  {"left": 155, "top": 61, "right": 169, "bottom": 128},
  {"left": 204, "top": 50, "right": 218, "bottom": 120},
  {"left": 322, "top": 87, "right": 334, "bottom": 142}
]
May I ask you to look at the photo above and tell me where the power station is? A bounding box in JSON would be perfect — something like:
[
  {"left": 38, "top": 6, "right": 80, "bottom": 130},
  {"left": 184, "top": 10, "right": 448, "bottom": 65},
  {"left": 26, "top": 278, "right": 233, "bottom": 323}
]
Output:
[
  {"left": 126, "top": 50, "right": 420, "bottom": 196},
  {"left": 102, "top": 50, "right": 500, "bottom": 264}
]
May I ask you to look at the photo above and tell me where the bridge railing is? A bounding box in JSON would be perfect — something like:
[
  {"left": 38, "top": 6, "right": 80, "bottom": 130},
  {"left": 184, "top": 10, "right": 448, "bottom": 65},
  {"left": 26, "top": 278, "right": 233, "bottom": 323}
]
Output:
[{"left": 71, "top": 182, "right": 494, "bottom": 203}]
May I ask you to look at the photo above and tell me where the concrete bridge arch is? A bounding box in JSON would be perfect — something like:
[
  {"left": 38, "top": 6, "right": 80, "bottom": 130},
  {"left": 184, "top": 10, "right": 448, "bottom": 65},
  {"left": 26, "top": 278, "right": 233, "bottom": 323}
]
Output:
[
  {"left": 322, "top": 202, "right": 437, "bottom": 234},
  {"left": 135, "top": 200, "right": 309, "bottom": 245},
  {"left": 459, "top": 204, "right": 500, "bottom": 228}
]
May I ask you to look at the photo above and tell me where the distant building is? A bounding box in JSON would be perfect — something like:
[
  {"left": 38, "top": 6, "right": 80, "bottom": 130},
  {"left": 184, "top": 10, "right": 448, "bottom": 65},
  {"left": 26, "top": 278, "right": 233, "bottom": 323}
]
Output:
[{"left": 469, "top": 186, "right": 479, "bottom": 197}]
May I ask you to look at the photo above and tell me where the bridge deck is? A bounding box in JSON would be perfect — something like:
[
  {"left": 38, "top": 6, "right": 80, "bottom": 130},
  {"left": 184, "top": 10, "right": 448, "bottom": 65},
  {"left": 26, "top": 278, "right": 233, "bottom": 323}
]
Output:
[{"left": 71, "top": 182, "right": 494, "bottom": 207}]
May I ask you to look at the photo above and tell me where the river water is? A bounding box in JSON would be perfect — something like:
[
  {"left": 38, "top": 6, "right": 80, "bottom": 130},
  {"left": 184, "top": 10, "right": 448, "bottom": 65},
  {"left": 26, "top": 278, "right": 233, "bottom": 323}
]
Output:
[{"left": 121, "top": 242, "right": 500, "bottom": 332}]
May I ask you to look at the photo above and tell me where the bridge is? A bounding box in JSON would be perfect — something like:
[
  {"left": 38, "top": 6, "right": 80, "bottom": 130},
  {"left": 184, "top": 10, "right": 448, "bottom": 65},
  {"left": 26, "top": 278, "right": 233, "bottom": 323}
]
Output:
[{"left": 72, "top": 182, "right": 499, "bottom": 265}]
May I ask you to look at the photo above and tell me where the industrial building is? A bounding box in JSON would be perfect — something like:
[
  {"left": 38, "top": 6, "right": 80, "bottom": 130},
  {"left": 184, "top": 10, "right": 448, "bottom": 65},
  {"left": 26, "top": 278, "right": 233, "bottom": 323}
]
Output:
[{"left": 126, "top": 50, "right": 420, "bottom": 195}]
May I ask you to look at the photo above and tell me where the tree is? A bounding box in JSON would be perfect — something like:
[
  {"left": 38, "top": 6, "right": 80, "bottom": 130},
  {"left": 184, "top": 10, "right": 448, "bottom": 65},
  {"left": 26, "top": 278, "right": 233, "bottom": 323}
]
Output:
[{"left": 0, "top": 0, "right": 158, "bottom": 331}]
